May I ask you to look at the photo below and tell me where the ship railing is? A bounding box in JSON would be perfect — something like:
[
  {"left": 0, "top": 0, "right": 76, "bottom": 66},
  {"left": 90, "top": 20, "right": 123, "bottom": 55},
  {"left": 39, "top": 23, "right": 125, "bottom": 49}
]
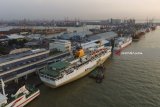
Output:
[
  {"left": 39, "top": 72, "right": 64, "bottom": 81},
  {"left": 65, "top": 69, "right": 74, "bottom": 75},
  {"left": 74, "top": 59, "right": 90, "bottom": 70},
  {"left": 39, "top": 73, "right": 55, "bottom": 81},
  {"left": 55, "top": 74, "right": 64, "bottom": 80}
]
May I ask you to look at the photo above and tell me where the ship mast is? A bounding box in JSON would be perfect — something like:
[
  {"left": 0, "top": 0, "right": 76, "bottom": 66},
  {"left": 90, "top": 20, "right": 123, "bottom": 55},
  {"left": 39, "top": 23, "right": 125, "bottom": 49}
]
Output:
[{"left": 1, "top": 79, "right": 6, "bottom": 96}]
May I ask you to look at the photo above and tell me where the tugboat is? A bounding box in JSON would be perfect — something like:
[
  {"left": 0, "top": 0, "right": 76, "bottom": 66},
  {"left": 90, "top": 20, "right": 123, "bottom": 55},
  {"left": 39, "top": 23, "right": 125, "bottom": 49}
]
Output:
[
  {"left": 0, "top": 79, "right": 40, "bottom": 107},
  {"left": 39, "top": 40, "right": 112, "bottom": 88},
  {"left": 89, "top": 65, "right": 105, "bottom": 83},
  {"left": 114, "top": 36, "right": 132, "bottom": 52}
]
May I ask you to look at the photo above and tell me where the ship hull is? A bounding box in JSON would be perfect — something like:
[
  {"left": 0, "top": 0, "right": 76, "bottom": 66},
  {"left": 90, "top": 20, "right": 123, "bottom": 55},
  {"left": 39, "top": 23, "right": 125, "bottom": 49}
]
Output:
[{"left": 40, "top": 51, "right": 111, "bottom": 88}]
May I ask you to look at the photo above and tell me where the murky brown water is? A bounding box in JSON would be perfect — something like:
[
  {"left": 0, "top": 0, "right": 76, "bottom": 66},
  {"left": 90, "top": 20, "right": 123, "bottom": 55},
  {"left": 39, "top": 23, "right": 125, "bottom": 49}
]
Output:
[{"left": 28, "top": 27, "right": 160, "bottom": 107}]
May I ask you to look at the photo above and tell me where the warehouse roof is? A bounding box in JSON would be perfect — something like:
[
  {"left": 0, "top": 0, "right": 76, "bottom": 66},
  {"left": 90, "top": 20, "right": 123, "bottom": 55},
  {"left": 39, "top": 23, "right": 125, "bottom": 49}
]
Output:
[
  {"left": 7, "top": 34, "right": 25, "bottom": 39},
  {"left": 88, "top": 31, "right": 117, "bottom": 41}
]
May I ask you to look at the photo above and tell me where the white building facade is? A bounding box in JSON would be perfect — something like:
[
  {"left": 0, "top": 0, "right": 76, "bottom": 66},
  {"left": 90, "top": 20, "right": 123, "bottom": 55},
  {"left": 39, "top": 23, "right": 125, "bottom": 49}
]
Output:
[{"left": 49, "top": 39, "right": 71, "bottom": 52}]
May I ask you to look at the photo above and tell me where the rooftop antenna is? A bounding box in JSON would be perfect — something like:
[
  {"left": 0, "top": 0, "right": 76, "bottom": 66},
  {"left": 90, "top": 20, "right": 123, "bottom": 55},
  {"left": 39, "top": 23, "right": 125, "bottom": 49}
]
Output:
[{"left": 1, "top": 79, "right": 6, "bottom": 96}]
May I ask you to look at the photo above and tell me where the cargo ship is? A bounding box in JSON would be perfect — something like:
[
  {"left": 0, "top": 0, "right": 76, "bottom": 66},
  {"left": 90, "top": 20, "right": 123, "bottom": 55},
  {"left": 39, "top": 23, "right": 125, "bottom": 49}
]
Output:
[
  {"left": 114, "top": 36, "right": 132, "bottom": 51},
  {"left": 0, "top": 79, "right": 40, "bottom": 107},
  {"left": 39, "top": 40, "right": 112, "bottom": 88}
]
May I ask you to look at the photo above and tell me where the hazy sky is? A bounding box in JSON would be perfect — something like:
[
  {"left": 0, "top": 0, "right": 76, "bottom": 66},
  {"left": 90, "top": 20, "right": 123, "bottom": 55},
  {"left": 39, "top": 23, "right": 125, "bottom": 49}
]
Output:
[{"left": 0, "top": 0, "right": 160, "bottom": 20}]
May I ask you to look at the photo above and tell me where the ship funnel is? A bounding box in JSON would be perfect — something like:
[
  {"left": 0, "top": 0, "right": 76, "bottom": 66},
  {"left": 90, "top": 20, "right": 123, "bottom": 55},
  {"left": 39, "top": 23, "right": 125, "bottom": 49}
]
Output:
[{"left": 75, "top": 48, "right": 85, "bottom": 58}]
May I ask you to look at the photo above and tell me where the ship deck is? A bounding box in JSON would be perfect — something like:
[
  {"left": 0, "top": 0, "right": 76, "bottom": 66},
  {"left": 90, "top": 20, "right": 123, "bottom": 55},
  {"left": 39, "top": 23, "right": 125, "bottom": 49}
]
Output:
[{"left": 40, "top": 61, "right": 70, "bottom": 77}]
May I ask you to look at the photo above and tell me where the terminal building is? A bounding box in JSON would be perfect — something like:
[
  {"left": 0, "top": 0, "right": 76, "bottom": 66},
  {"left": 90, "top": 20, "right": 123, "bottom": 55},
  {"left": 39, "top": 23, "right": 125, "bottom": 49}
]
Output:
[{"left": 0, "top": 49, "right": 50, "bottom": 83}]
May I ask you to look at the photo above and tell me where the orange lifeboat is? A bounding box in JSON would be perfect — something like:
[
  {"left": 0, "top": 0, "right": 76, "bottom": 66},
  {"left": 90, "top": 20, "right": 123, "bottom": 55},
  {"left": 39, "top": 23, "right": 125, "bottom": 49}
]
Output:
[{"left": 75, "top": 49, "right": 85, "bottom": 58}]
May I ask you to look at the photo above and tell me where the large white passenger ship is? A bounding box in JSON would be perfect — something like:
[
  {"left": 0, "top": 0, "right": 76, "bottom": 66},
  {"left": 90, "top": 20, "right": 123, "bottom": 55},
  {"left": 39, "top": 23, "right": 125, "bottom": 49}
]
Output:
[{"left": 39, "top": 40, "right": 112, "bottom": 88}]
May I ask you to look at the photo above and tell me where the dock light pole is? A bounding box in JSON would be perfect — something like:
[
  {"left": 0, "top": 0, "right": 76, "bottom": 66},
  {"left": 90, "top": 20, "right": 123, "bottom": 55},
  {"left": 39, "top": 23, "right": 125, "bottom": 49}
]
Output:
[
  {"left": 0, "top": 79, "right": 6, "bottom": 96},
  {"left": 111, "top": 38, "right": 115, "bottom": 52}
]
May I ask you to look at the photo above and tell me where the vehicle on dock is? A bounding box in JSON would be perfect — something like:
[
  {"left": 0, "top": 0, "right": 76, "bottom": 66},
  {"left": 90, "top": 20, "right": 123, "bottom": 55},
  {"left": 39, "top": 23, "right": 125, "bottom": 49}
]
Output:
[
  {"left": 0, "top": 79, "right": 40, "bottom": 107},
  {"left": 39, "top": 40, "right": 112, "bottom": 88},
  {"left": 114, "top": 36, "right": 132, "bottom": 52}
]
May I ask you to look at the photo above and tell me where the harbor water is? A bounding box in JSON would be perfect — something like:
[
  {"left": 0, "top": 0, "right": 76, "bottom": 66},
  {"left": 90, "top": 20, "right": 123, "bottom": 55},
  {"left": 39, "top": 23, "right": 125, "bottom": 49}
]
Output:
[{"left": 28, "top": 27, "right": 160, "bottom": 107}]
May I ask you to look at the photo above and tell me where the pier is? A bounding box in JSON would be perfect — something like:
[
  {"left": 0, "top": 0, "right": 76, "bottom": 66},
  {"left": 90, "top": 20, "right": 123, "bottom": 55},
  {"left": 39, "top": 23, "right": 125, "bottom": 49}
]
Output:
[{"left": 1, "top": 52, "right": 70, "bottom": 83}]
